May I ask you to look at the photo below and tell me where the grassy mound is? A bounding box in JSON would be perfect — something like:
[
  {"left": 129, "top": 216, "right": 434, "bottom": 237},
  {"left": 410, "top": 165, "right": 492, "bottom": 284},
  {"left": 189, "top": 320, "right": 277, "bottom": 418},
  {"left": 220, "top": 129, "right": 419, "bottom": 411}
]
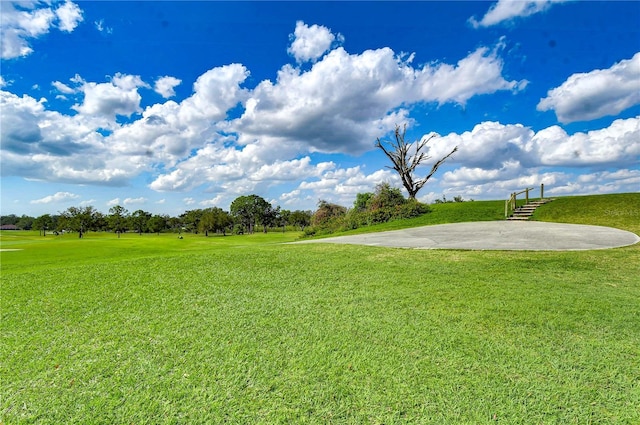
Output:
[
  {"left": 533, "top": 192, "right": 640, "bottom": 234},
  {"left": 322, "top": 192, "right": 640, "bottom": 237},
  {"left": 1, "top": 193, "right": 639, "bottom": 423}
]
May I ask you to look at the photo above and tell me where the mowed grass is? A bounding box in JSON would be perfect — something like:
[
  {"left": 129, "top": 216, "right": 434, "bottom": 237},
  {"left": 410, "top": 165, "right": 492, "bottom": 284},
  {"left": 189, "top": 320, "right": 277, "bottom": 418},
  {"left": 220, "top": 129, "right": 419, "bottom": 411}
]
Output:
[
  {"left": 2, "top": 193, "right": 639, "bottom": 424},
  {"left": 533, "top": 193, "right": 640, "bottom": 236}
]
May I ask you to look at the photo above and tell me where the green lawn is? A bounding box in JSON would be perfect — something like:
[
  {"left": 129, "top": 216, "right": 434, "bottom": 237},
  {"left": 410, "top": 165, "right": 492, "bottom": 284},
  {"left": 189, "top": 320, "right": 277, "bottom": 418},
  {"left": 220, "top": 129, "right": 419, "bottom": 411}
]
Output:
[
  {"left": 2, "top": 194, "right": 639, "bottom": 423},
  {"left": 533, "top": 193, "right": 640, "bottom": 235}
]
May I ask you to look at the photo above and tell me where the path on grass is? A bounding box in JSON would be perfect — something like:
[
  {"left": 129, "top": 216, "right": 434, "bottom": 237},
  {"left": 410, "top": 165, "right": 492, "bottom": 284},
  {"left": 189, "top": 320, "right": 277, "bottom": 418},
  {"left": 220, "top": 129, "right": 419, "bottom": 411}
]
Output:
[{"left": 294, "top": 221, "right": 640, "bottom": 251}]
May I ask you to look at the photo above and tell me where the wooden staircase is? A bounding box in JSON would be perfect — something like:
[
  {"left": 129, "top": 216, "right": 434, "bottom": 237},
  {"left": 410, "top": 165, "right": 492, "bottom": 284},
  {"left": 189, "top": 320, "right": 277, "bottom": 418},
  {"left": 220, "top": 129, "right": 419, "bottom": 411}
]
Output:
[{"left": 507, "top": 199, "right": 552, "bottom": 221}]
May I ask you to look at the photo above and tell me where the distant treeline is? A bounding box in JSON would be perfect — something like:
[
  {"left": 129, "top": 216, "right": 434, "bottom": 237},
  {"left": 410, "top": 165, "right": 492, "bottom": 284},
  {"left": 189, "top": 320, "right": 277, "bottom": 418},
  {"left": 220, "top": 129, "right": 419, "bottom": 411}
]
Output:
[
  {"left": 1, "top": 194, "right": 312, "bottom": 237},
  {"left": 1, "top": 187, "right": 470, "bottom": 237}
]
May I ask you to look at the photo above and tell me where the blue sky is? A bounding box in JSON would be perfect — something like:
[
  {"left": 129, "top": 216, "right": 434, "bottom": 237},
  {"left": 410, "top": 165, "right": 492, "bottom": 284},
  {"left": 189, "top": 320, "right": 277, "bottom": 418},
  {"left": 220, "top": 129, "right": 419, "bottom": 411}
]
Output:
[{"left": 1, "top": 0, "right": 639, "bottom": 217}]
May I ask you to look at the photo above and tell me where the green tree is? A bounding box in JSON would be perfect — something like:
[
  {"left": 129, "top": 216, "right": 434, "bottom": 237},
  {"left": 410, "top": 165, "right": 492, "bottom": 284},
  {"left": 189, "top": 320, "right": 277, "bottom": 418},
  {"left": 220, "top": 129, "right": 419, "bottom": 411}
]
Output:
[
  {"left": 93, "top": 212, "right": 108, "bottom": 231},
  {"left": 199, "top": 207, "right": 232, "bottom": 236},
  {"left": 258, "top": 204, "right": 278, "bottom": 233},
  {"left": 199, "top": 208, "right": 216, "bottom": 236},
  {"left": 167, "top": 216, "right": 184, "bottom": 234},
  {"left": 230, "top": 195, "right": 272, "bottom": 234},
  {"left": 130, "top": 209, "right": 152, "bottom": 235},
  {"left": 0, "top": 214, "right": 19, "bottom": 226},
  {"left": 181, "top": 209, "right": 203, "bottom": 234},
  {"left": 289, "top": 210, "right": 312, "bottom": 231},
  {"left": 278, "top": 209, "right": 291, "bottom": 232},
  {"left": 376, "top": 124, "right": 457, "bottom": 199},
  {"left": 147, "top": 214, "right": 168, "bottom": 235},
  {"left": 15, "top": 215, "right": 34, "bottom": 230},
  {"left": 59, "top": 206, "right": 97, "bottom": 238},
  {"left": 108, "top": 205, "right": 129, "bottom": 238},
  {"left": 33, "top": 214, "right": 53, "bottom": 236},
  {"left": 214, "top": 208, "right": 233, "bottom": 236}
]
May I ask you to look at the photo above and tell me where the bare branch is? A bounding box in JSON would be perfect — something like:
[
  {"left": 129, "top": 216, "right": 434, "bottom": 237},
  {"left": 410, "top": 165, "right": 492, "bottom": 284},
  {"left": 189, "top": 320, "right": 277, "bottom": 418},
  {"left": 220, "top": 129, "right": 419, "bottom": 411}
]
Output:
[
  {"left": 375, "top": 124, "right": 458, "bottom": 199},
  {"left": 416, "top": 146, "right": 459, "bottom": 192}
]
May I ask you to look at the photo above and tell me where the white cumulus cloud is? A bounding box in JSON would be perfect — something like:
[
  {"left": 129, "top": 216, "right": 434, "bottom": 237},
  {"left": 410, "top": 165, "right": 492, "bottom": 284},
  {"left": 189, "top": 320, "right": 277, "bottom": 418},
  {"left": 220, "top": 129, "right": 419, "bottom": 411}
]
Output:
[
  {"left": 0, "top": 0, "right": 83, "bottom": 59},
  {"left": 123, "top": 197, "right": 147, "bottom": 205},
  {"left": 432, "top": 116, "right": 639, "bottom": 170},
  {"left": 531, "top": 117, "right": 640, "bottom": 166},
  {"left": 537, "top": 53, "right": 640, "bottom": 123},
  {"left": 423, "top": 116, "right": 640, "bottom": 201},
  {"left": 73, "top": 73, "right": 149, "bottom": 120},
  {"left": 233, "top": 41, "right": 523, "bottom": 155},
  {"left": 288, "top": 21, "right": 343, "bottom": 63},
  {"left": 296, "top": 166, "right": 398, "bottom": 207},
  {"left": 200, "top": 196, "right": 223, "bottom": 207},
  {"left": 55, "top": 1, "right": 83, "bottom": 32},
  {"left": 52, "top": 80, "right": 76, "bottom": 94},
  {"left": 30, "top": 191, "right": 79, "bottom": 204},
  {"left": 1, "top": 89, "right": 148, "bottom": 185},
  {"left": 4, "top": 21, "right": 590, "bottom": 210},
  {"left": 154, "top": 76, "right": 182, "bottom": 98},
  {"left": 470, "top": 0, "right": 567, "bottom": 28}
]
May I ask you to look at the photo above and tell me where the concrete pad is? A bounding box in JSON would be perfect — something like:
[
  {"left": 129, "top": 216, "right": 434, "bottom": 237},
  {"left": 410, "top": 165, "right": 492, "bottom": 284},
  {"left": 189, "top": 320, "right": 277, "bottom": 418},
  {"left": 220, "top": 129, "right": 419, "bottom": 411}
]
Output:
[{"left": 294, "top": 221, "right": 640, "bottom": 251}]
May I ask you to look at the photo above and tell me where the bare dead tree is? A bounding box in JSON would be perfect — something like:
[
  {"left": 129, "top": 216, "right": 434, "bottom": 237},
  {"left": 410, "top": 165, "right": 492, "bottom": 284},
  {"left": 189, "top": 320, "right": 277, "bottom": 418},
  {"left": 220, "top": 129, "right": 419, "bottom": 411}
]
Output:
[{"left": 375, "top": 124, "right": 458, "bottom": 200}]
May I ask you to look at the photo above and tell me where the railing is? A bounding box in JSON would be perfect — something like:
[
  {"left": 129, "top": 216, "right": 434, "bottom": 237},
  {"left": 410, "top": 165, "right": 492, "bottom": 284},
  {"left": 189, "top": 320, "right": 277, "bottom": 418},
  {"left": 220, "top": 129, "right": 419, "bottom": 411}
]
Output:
[{"left": 505, "top": 184, "right": 545, "bottom": 218}]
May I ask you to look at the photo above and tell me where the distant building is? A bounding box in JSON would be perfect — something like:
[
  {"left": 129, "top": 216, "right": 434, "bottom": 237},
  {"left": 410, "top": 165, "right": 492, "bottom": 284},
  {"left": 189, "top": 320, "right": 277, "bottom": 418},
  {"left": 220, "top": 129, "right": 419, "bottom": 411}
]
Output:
[{"left": 0, "top": 224, "right": 19, "bottom": 230}]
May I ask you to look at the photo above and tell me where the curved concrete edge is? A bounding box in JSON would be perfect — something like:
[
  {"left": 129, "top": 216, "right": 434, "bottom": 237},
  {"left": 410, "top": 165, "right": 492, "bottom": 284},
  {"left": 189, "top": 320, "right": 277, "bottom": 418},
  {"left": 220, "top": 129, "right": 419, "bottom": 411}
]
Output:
[{"left": 292, "top": 221, "right": 640, "bottom": 251}]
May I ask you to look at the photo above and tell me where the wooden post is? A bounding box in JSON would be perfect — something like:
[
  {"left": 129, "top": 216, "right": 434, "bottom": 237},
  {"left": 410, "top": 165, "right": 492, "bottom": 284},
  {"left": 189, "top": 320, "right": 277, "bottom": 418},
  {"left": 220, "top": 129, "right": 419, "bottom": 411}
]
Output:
[
  {"left": 525, "top": 188, "right": 529, "bottom": 204},
  {"left": 541, "top": 183, "right": 544, "bottom": 200},
  {"left": 505, "top": 200, "right": 508, "bottom": 218}
]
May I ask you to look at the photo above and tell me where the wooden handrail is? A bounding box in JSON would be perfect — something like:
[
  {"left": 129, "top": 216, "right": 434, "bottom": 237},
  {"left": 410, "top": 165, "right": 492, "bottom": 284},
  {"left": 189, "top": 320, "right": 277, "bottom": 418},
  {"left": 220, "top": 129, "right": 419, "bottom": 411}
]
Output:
[{"left": 505, "top": 184, "right": 545, "bottom": 218}]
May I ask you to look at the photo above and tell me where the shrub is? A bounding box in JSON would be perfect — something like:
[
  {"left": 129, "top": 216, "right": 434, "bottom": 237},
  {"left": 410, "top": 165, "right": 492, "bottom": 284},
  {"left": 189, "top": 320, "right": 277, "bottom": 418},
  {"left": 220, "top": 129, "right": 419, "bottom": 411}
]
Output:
[
  {"left": 353, "top": 193, "right": 373, "bottom": 213},
  {"left": 368, "top": 183, "right": 405, "bottom": 210},
  {"left": 303, "top": 186, "right": 430, "bottom": 237},
  {"left": 344, "top": 210, "right": 368, "bottom": 229},
  {"left": 399, "top": 198, "right": 430, "bottom": 218},
  {"left": 312, "top": 200, "right": 347, "bottom": 226},
  {"left": 434, "top": 195, "right": 473, "bottom": 204}
]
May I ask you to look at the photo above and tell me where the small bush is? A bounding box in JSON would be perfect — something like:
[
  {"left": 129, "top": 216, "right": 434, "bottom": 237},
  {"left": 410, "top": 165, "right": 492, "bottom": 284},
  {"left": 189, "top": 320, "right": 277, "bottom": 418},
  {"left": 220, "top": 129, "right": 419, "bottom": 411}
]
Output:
[
  {"left": 302, "top": 227, "right": 317, "bottom": 237},
  {"left": 312, "top": 200, "right": 347, "bottom": 227},
  {"left": 368, "top": 183, "right": 405, "bottom": 210},
  {"left": 398, "top": 199, "right": 430, "bottom": 218},
  {"left": 435, "top": 195, "right": 473, "bottom": 204}
]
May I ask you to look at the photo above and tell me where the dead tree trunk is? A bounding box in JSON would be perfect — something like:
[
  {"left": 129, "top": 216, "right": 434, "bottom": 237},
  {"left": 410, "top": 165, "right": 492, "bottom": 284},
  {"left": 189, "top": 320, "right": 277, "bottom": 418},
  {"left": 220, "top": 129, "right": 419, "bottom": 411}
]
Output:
[{"left": 376, "top": 124, "right": 458, "bottom": 199}]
